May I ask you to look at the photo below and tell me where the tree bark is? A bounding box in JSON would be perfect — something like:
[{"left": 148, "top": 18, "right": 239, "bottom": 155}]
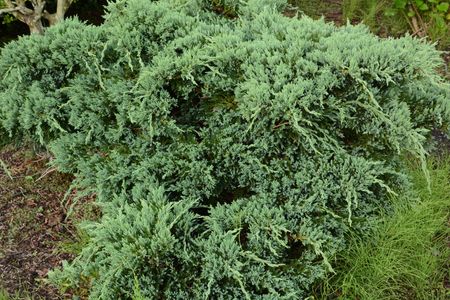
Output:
[
  {"left": 28, "top": 20, "right": 45, "bottom": 34},
  {"left": 45, "top": 0, "right": 73, "bottom": 26},
  {"left": 1, "top": 0, "right": 73, "bottom": 34}
]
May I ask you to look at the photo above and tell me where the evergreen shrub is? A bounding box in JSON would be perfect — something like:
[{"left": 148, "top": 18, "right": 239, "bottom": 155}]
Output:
[{"left": 0, "top": 0, "right": 449, "bottom": 298}]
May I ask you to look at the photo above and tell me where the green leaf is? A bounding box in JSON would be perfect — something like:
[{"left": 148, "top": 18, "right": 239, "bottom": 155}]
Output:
[
  {"left": 436, "top": 2, "right": 449, "bottom": 12},
  {"left": 394, "top": 0, "right": 408, "bottom": 9},
  {"left": 418, "top": 3, "right": 429, "bottom": 10}
]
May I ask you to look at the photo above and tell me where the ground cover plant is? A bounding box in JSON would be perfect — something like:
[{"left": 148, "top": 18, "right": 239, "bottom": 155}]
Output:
[{"left": 0, "top": 0, "right": 449, "bottom": 299}]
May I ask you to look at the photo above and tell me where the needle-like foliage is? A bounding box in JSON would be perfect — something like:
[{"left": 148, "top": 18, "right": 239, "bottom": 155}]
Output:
[{"left": 0, "top": 0, "right": 449, "bottom": 299}]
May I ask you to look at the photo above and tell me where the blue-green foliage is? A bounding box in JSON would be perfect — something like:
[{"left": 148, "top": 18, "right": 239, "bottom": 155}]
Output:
[{"left": 0, "top": 0, "right": 449, "bottom": 298}]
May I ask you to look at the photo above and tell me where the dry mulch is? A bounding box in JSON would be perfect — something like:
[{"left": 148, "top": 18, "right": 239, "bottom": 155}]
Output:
[{"left": 0, "top": 145, "right": 95, "bottom": 299}]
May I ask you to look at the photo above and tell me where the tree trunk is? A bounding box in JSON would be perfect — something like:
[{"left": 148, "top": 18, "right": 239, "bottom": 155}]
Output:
[
  {"left": 55, "top": 0, "right": 69, "bottom": 24},
  {"left": 1, "top": 0, "right": 73, "bottom": 35},
  {"left": 44, "top": 0, "right": 72, "bottom": 26},
  {"left": 28, "top": 20, "right": 45, "bottom": 34}
]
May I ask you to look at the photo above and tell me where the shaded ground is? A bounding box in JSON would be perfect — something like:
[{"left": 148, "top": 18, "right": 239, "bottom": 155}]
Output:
[
  {"left": 287, "top": 0, "right": 343, "bottom": 24},
  {"left": 0, "top": 145, "right": 95, "bottom": 299},
  {"left": 432, "top": 129, "right": 450, "bottom": 157}
]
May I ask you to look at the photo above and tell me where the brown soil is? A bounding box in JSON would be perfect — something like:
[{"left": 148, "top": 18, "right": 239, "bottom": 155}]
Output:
[
  {"left": 285, "top": 0, "right": 343, "bottom": 23},
  {"left": 323, "top": 0, "right": 343, "bottom": 25},
  {"left": 0, "top": 145, "right": 95, "bottom": 299},
  {"left": 432, "top": 129, "right": 450, "bottom": 157}
]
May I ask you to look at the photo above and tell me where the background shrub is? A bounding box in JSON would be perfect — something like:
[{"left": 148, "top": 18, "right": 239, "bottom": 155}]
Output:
[{"left": 0, "top": 0, "right": 449, "bottom": 298}]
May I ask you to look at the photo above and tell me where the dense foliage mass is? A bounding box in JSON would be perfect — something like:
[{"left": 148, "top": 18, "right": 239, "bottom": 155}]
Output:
[{"left": 0, "top": 0, "right": 449, "bottom": 298}]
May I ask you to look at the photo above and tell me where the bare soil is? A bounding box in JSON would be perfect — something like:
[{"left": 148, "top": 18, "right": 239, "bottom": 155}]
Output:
[{"left": 0, "top": 145, "right": 95, "bottom": 299}]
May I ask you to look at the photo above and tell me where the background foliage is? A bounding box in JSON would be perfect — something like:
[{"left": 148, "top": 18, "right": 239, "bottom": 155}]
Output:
[{"left": 341, "top": 0, "right": 450, "bottom": 48}]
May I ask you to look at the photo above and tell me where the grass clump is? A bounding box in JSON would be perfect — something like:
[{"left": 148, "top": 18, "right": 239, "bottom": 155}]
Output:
[
  {"left": 320, "top": 157, "right": 450, "bottom": 300},
  {"left": 343, "top": 0, "right": 410, "bottom": 36}
]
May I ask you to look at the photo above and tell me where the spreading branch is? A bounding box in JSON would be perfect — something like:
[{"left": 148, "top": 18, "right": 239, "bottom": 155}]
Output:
[{"left": 0, "top": 7, "right": 21, "bottom": 15}]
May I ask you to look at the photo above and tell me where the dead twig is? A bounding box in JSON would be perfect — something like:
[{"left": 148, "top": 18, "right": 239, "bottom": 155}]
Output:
[
  {"left": 410, "top": 4, "right": 427, "bottom": 38},
  {"left": 32, "top": 152, "right": 52, "bottom": 163},
  {"left": 273, "top": 122, "right": 290, "bottom": 129},
  {"left": 35, "top": 167, "right": 57, "bottom": 182}
]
